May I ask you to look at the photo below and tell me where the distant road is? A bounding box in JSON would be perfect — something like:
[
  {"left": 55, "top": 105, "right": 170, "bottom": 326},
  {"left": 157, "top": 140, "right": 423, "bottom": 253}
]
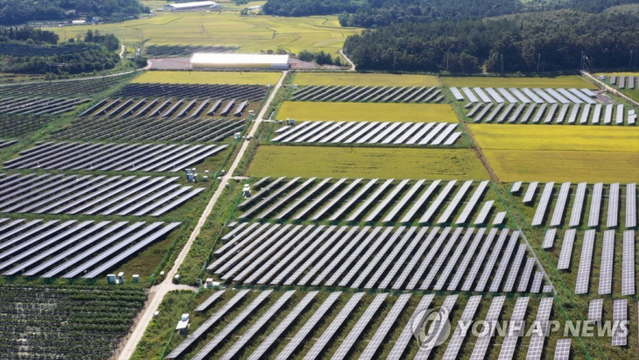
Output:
[
  {"left": 340, "top": 49, "right": 356, "bottom": 71},
  {"left": 116, "top": 70, "right": 288, "bottom": 360}
]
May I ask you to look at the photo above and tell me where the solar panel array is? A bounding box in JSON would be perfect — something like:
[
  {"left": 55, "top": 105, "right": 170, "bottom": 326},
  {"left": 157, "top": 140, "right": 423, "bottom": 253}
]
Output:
[
  {"left": 54, "top": 116, "right": 248, "bottom": 143},
  {"left": 211, "top": 224, "right": 548, "bottom": 292},
  {"left": 113, "top": 83, "right": 267, "bottom": 100},
  {"left": 519, "top": 182, "right": 636, "bottom": 229},
  {"left": 0, "top": 173, "right": 202, "bottom": 216},
  {"left": 271, "top": 121, "right": 462, "bottom": 146},
  {"left": 453, "top": 87, "right": 598, "bottom": 104},
  {"left": 0, "top": 96, "right": 91, "bottom": 115},
  {"left": 609, "top": 75, "right": 639, "bottom": 91},
  {"left": 575, "top": 230, "right": 596, "bottom": 294},
  {"left": 3, "top": 141, "right": 227, "bottom": 172},
  {"left": 553, "top": 339, "right": 571, "bottom": 360},
  {"left": 598, "top": 230, "right": 615, "bottom": 295},
  {"left": 292, "top": 85, "right": 443, "bottom": 103},
  {"left": 526, "top": 297, "right": 554, "bottom": 360},
  {"left": 0, "top": 218, "right": 179, "bottom": 278},
  {"left": 622, "top": 230, "right": 636, "bottom": 296},
  {"left": 237, "top": 177, "right": 501, "bottom": 225},
  {"left": 612, "top": 300, "right": 628, "bottom": 346},
  {"left": 498, "top": 296, "right": 530, "bottom": 360},
  {"left": 0, "top": 139, "right": 18, "bottom": 149}
]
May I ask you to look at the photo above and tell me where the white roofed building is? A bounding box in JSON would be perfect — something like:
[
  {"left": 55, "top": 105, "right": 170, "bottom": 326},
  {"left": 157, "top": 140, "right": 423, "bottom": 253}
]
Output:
[
  {"left": 164, "top": 1, "right": 218, "bottom": 11},
  {"left": 190, "top": 53, "right": 290, "bottom": 70}
]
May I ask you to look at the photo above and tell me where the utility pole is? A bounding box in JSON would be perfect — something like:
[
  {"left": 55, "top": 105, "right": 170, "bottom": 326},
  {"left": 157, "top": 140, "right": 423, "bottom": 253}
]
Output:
[
  {"left": 537, "top": 53, "right": 541, "bottom": 72},
  {"left": 500, "top": 54, "right": 504, "bottom": 74},
  {"left": 446, "top": 52, "right": 449, "bottom": 72},
  {"left": 630, "top": 50, "right": 634, "bottom": 67}
]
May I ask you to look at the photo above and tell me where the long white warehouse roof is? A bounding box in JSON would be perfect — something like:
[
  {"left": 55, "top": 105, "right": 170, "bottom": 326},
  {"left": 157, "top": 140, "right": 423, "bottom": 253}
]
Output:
[
  {"left": 168, "top": 1, "right": 217, "bottom": 9},
  {"left": 190, "top": 53, "right": 290, "bottom": 67}
]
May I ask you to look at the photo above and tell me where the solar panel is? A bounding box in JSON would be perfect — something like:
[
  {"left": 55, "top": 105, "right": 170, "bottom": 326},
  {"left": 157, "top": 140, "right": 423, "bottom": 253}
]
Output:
[
  {"left": 604, "top": 104, "right": 613, "bottom": 124},
  {"left": 214, "top": 222, "right": 266, "bottom": 256},
  {"left": 239, "top": 177, "right": 285, "bottom": 208},
  {"left": 588, "top": 183, "right": 603, "bottom": 227},
  {"left": 450, "top": 87, "right": 464, "bottom": 101},
  {"left": 469, "top": 296, "right": 506, "bottom": 360},
  {"left": 419, "top": 180, "right": 456, "bottom": 223},
  {"left": 431, "top": 123, "right": 458, "bottom": 145},
  {"left": 532, "top": 182, "right": 555, "bottom": 226},
  {"left": 575, "top": 229, "right": 596, "bottom": 294},
  {"left": 437, "top": 180, "right": 473, "bottom": 224},
  {"left": 297, "top": 227, "right": 358, "bottom": 286},
  {"left": 359, "top": 294, "right": 411, "bottom": 360},
  {"left": 612, "top": 300, "right": 627, "bottom": 346},
  {"left": 379, "top": 227, "right": 427, "bottom": 289},
  {"left": 598, "top": 230, "right": 615, "bottom": 295},
  {"left": 520, "top": 104, "right": 537, "bottom": 123},
  {"left": 332, "top": 293, "right": 388, "bottom": 360},
  {"left": 497, "top": 103, "right": 515, "bottom": 123},
  {"left": 502, "top": 244, "right": 527, "bottom": 292},
  {"left": 387, "top": 294, "right": 435, "bottom": 360},
  {"left": 509, "top": 88, "right": 531, "bottom": 103},
  {"left": 497, "top": 88, "right": 518, "bottom": 103},
  {"left": 347, "top": 178, "right": 394, "bottom": 221},
  {"left": 293, "top": 178, "right": 347, "bottom": 220},
  {"left": 557, "top": 88, "right": 582, "bottom": 103},
  {"left": 350, "top": 227, "right": 403, "bottom": 288},
  {"left": 473, "top": 103, "right": 493, "bottom": 122},
  {"left": 531, "top": 103, "right": 547, "bottom": 123},
  {"left": 194, "top": 290, "right": 226, "bottom": 312},
  {"left": 257, "top": 178, "right": 316, "bottom": 219},
  {"left": 276, "top": 178, "right": 332, "bottom": 219},
  {"left": 485, "top": 88, "right": 505, "bottom": 103},
  {"left": 312, "top": 227, "right": 370, "bottom": 287},
  {"left": 485, "top": 103, "right": 504, "bottom": 123},
  {"left": 311, "top": 179, "right": 362, "bottom": 220},
  {"left": 606, "top": 183, "right": 619, "bottom": 228},
  {"left": 622, "top": 230, "right": 636, "bottom": 295},
  {"left": 241, "top": 178, "right": 302, "bottom": 217},
  {"left": 390, "top": 227, "right": 432, "bottom": 289},
  {"left": 531, "top": 271, "right": 544, "bottom": 293},
  {"left": 383, "top": 180, "right": 424, "bottom": 222},
  {"left": 526, "top": 297, "right": 554, "bottom": 360},
  {"left": 497, "top": 297, "right": 529, "bottom": 360},
  {"left": 488, "top": 231, "right": 520, "bottom": 292},
  {"left": 419, "top": 227, "right": 463, "bottom": 290},
  {"left": 165, "top": 289, "right": 250, "bottom": 359},
  {"left": 447, "top": 228, "right": 485, "bottom": 291},
  {"left": 507, "top": 104, "right": 526, "bottom": 123},
  {"left": 433, "top": 228, "right": 474, "bottom": 290},
  {"left": 466, "top": 228, "right": 502, "bottom": 291},
  {"left": 441, "top": 295, "right": 481, "bottom": 360},
  {"left": 368, "top": 122, "right": 402, "bottom": 144},
  {"left": 366, "top": 227, "right": 416, "bottom": 289},
  {"left": 628, "top": 184, "right": 637, "bottom": 229},
  {"left": 542, "top": 103, "right": 558, "bottom": 123},
  {"left": 553, "top": 338, "right": 571, "bottom": 360},
  {"left": 246, "top": 291, "right": 318, "bottom": 360},
  {"left": 517, "top": 257, "right": 536, "bottom": 292},
  {"left": 401, "top": 180, "right": 441, "bottom": 222},
  {"left": 591, "top": 104, "right": 602, "bottom": 124},
  {"left": 461, "top": 87, "right": 479, "bottom": 103},
  {"left": 473, "top": 200, "right": 494, "bottom": 225},
  {"left": 542, "top": 228, "right": 557, "bottom": 249},
  {"left": 365, "top": 179, "right": 410, "bottom": 222},
  {"left": 302, "top": 292, "right": 364, "bottom": 360},
  {"left": 523, "top": 182, "right": 539, "bottom": 203},
  {"left": 533, "top": 88, "right": 556, "bottom": 103},
  {"left": 616, "top": 104, "right": 624, "bottom": 124},
  {"left": 557, "top": 229, "right": 576, "bottom": 270},
  {"left": 493, "top": 211, "right": 507, "bottom": 225},
  {"left": 588, "top": 299, "right": 603, "bottom": 322},
  {"left": 414, "top": 295, "right": 458, "bottom": 360},
  {"left": 455, "top": 181, "right": 489, "bottom": 224},
  {"left": 569, "top": 182, "right": 587, "bottom": 227},
  {"left": 473, "top": 87, "right": 492, "bottom": 103},
  {"left": 406, "top": 227, "right": 449, "bottom": 290},
  {"left": 550, "top": 182, "right": 571, "bottom": 226},
  {"left": 326, "top": 227, "right": 383, "bottom": 287}
]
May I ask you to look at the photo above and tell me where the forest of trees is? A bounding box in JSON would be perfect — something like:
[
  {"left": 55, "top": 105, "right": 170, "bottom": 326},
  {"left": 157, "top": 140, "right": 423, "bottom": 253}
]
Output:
[
  {"left": 263, "top": 0, "right": 638, "bottom": 27},
  {"left": 0, "top": 0, "right": 149, "bottom": 26},
  {"left": 343, "top": 10, "right": 639, "bottom": 73},
  {"left": 0, "top": 28, "right": 121, "bottom": 75}
]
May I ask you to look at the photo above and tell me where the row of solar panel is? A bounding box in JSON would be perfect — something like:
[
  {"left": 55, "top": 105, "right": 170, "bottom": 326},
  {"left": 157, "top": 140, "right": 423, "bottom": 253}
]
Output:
[
  {"left": 451, "top": 87, "right": 599, "bottom": 104},
  {"left": 54, "top": 116, "right": 247, "bottom": 144},
  {"left": 238, "top": 177, "right": 505, "bottom": 226},
  {"left": 3, "top": 141, "right": 228, "bottom": 173},
  {"left": 79, "top": 97, "right": 251, "bottom": 119},
  {"left": 468, "top": 102, "right": 635, "bottom": 125},
  {"left": 0, "top": 139, "right": 17, "bottom": 150},
  {"left": 515, "top": 182, "right": 637, "bottom": 229},
  {"left": 0, "top": 173, "right": 202, "bottom": 217},
  {"left": 0, "top": 96, "right": 90, "bottom": 116},
  {"left": 271, "top": 121, "right": 461, "bottom": 146},
  {"left": 112, "top": 83, "right": 267, "bottom": 100},
  {"left": 210, "top": 224, "right": 549, "bottom": 293},
  {"left": 0, "top": 218, "right": 180, "bottom": 278},
  {"left": 588, "top": 298, "right": 629, "bottom": 347},
  {"left": 292, "top": 85, "right": 444, "bottom": 103},
  {"left": 610, "top": 75, "right": 638, "bottom": 90},
  {"left": 545, "top": 229, "right": 636, "bottom": 296},
  {"left": 167, "top": 290, "right": 558, "bottom": 360}
]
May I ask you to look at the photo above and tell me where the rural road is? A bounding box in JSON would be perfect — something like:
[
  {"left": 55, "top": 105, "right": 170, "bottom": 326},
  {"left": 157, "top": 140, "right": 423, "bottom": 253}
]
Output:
[
  {"left": 117, "top": 70, "right": 288, "bottom": 360},
  {"left": 340, "top": 49, "right": 356, "bottom": 71},
  {"left": 119, "top": 45, "right": 126, "bottom": 58},
  {"left": 581, "top": 70, "right": 639, "bottom": 107}
]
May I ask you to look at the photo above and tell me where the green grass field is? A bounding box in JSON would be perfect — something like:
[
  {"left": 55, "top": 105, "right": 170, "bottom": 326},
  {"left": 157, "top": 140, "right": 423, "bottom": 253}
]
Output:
[
  {"left": 440, "top": 75, "right": 596, "bottom": 89},
  {"left": 52, "top": 12, "right": 361, "bottom": 55},
  {"left": 248, "top": 146, "right": 489, "bottom": 179},
  {"left": 277, "top": 102, "right": 459, "bottom": 122},
  {"left": 133, "top": 71, "right": 281, "bottom": 85},
  {"left": 293, "top": 73, "right": 440, "bottom": 87},
  {"left": 596, "top": 72, "right": 639, "bottom": 102}
]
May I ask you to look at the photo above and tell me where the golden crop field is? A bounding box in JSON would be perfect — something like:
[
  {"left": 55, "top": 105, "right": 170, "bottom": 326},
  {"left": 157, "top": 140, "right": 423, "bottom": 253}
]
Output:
[
  {"left": 277, "top": 102, "right": 459, "bottom": 122},
  {"left": 132, "top": 71, "right": 281, "bottom": 85},
  {"left": 248, "top": 146, "right": 489, "bottom": 179},
  {"left": 440, "top": 75, "right": 596, "bottom": 89},
  {"left": 52, "top": 12, "right": 361, "bottom": 55},
  {"left": 485, "top": 149, "right": 639, "bottom": 183},
  {"left": 470, "top": 125, "right": 639, "bottom": 152},
  {"left": 293, "top": 73, "right": 440, "bottom": 87}
]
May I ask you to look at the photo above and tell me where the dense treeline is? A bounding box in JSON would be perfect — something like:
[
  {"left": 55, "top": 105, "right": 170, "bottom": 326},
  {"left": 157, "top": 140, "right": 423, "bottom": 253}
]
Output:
[
  {"left": 0, "top": 0, "right": 149, "bottom": 26},
  {"left": 0, "top": 29, "right": 121, "bottom": 75},
  {"left": 263, "top": 0, "right": 638, "bottom": 27},
  {"left": 343, "top": 10, "right": 639, "bottom": 73}
]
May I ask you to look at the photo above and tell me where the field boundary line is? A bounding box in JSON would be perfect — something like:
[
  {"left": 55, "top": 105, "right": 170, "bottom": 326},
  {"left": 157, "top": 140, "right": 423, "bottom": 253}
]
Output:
[{"left": 117, "top": 70, "right": 288, "bottom": 360}]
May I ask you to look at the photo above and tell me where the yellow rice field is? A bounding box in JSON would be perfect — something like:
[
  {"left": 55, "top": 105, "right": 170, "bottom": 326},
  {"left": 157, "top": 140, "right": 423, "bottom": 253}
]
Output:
[
  {"left": 132, "top": 71, "right": 281, "bottom": 85},
  {"left": 276, "top": 102, "right": 459, "bottom": 122},
  {"left": 247, "top": 146, "right": 489, "bottom": 180}
]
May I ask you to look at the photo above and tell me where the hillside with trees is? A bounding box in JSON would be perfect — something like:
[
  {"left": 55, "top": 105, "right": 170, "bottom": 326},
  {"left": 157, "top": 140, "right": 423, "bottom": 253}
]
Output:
[
  {"left": 342, "top": 9, "right": 639, "bottom": 73},
  {"left": 0, "top": 0, "right": 149, "bottom": 26}
]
